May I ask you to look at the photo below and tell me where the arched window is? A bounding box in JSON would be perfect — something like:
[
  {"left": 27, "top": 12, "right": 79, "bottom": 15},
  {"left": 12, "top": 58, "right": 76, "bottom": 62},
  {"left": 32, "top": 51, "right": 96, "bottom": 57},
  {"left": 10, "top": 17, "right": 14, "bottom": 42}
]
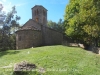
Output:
[
  {"left": 34, "top": 10, "right": 36, "bottom": 16},
  {"left": 43, "top": 17, "right": 45, "bottom": 24},
  {"left": 34, "top": 9, "right": 39, "bottom": 15},
  {"left": 37, "top": 9, "right": 39, "bottom": 15},
  {"left": 35, "top": 17, "right": 39, "bottom": 22},
  {"left": 43, "top": 10, "right": 45, "bottom": 16}
]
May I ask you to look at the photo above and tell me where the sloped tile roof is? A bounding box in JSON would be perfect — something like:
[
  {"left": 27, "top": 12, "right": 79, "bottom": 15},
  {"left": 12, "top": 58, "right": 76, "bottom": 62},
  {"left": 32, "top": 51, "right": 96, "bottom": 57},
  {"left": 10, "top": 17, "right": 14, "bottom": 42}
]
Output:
[
  {"left": 16, "top": 19, "right": 41, "bottom": 32},
  {"left": 20, "top": 25, "right": 40, "bottom": 31}
]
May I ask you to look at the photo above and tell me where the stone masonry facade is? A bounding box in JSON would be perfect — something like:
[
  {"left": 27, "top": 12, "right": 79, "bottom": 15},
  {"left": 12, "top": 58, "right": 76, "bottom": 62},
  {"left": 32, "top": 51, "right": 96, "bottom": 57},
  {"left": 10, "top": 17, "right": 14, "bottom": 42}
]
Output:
[{"left": 16, "top": 5, "right": 63, "bottom": 49}]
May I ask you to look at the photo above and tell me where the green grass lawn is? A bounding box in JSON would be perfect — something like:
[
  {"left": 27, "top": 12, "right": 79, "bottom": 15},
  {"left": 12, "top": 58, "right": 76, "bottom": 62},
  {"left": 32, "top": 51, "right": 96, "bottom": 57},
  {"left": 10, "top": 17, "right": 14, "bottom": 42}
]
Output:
[{"left": 0, "top": 45, "right": 100, "bottom": 75}]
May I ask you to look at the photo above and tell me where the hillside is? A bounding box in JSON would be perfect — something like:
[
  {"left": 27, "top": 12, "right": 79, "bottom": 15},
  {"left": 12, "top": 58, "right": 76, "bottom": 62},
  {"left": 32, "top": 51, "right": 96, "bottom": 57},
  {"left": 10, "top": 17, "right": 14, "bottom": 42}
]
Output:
[{"left": 0, "top": 45, "right": 100, "bottom": 75}]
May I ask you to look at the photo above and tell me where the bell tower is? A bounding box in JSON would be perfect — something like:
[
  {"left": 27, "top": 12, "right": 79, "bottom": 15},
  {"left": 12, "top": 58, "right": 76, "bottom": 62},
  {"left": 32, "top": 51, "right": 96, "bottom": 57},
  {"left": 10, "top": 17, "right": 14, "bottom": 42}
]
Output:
[{"left": 32, "top": 5, "right": 47, "bottom": 26}]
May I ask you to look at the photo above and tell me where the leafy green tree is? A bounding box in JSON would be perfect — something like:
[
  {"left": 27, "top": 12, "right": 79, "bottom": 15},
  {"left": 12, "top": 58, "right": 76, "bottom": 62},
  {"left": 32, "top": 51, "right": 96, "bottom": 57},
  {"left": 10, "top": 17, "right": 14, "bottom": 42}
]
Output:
[
  {"left": 47, "top": 20, "right": 57, "bottom": 29},
  {"left": 0, "top": 4, "right": 20, "bottom": 50},
  {"left": 47, "top": 19, "right": 65, "bottom": 33},
  {"left": 0, "top": 3, "right": 6, "bottom": 26},
  {"left": 64, "top": 0, "right": 100, "bottom": 47},
  {"left": 57, "top": 19, "right": 65, "bottom": 33}
]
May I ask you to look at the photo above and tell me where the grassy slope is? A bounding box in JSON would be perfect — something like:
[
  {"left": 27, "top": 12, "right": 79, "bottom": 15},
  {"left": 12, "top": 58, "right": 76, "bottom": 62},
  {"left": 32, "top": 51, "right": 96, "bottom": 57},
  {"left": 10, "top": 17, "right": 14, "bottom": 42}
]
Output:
[{"left": 0, "top": 45, "right": 100, "bottom": 75}]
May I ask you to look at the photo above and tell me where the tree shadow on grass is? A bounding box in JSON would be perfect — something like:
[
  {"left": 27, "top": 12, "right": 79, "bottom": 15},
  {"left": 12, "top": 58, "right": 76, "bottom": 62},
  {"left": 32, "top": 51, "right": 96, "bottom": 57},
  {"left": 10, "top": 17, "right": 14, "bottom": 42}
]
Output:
[
  {"left": 0, "top": 50, "right": 20, "bottom": 57},
  {"left": 13, "top": 71, "right": 41, "bottom": 75}
]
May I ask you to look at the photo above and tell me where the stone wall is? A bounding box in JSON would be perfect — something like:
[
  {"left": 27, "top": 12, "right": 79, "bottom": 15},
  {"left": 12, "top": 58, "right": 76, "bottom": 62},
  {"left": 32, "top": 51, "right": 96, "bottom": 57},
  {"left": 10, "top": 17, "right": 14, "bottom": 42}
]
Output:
[
  {"left": 42, "top": 27, "right": 63, "bottom": 45},
  {"left": 16, "top": 30, "right": 42, "bottom": 49}
]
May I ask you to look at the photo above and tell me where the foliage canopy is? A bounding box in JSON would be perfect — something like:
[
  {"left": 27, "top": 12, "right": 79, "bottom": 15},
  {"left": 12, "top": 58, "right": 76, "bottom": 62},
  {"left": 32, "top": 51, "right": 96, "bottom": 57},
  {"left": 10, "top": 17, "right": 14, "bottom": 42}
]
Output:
[
  {"left": 64, "top": 0, "right": 100, "bottom": 45},
  {"left": 0, "top": 3, "right": 20, "bottom": 50}
]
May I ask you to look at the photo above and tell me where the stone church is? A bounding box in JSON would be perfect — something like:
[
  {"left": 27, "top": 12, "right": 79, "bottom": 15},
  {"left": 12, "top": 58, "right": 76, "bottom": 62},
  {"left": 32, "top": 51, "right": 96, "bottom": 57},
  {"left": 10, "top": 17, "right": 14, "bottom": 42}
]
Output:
[{"left": 16, "top": 5, "right": 63, "bottom": 49}]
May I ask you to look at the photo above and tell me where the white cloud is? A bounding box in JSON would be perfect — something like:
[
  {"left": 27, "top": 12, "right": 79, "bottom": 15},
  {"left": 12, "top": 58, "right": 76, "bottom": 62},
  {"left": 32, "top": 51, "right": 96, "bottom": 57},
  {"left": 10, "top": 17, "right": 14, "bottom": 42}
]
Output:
[
  {"left": 16, "top": 3, "right": 27, "bottom": 7},
  {"left": 0, "top": 1, "right": 3, "bottom": 4},
  {"left": 2, "top": 0, "right": 6, "bottom": 2},
  {"left": 0, "top": 0, "right": 27, "bottom": 14},
  {"left": 0, "top": 0, "right": 6, "bottom": 4},
  {"left": 3, "top": 3, "right": 12, "bottom": 13},
  {"left": 0, "top": 0, "right": 12, "bottom": 14}
]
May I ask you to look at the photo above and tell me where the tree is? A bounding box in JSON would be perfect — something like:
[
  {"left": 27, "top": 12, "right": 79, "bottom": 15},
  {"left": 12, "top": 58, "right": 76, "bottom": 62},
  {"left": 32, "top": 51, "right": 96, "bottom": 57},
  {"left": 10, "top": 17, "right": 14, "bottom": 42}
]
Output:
[
  {"left": 0, "top": 3, "right": 6, "bottom": 26},
  {"left": 64, "top": 0, "right": 100, "bottom": 48},
  {"left": 0, "top": 4, "right": 20, "bottom": 50},
  {"left": 47, "top": 20, "right": 57, "bottom": 29},
  {"left": 47, "top": 19, "right": 65, "bottom": 33},
  {"left": 57, "top": 19, "right": 65, "bottom": 33}
]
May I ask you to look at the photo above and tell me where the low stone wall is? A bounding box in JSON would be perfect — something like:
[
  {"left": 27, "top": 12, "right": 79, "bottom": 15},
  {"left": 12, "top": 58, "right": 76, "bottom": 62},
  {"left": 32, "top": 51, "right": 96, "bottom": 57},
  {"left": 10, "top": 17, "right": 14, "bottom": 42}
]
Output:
[
  {"left": 63, "top": 41, "right": 100, "bottom": 54},
  {"left": 62, "top": 41, "right": 85, "bottom": 48},
  {"left": 92, "top": 47, "right": 100, "bottom": 54},
  {"left": 69, "top": 43, "right": 79, "bottom": 47},
  {"left": 98, "top": 48, "right": 100, "bottom": 54}
]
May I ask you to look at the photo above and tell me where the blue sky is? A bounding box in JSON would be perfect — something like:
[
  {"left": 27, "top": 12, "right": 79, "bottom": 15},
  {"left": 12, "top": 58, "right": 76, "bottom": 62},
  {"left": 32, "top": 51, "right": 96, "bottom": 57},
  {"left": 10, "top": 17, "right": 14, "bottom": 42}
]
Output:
[{"left": 0, "top": 0, "right": 69, "bottom": 24}]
